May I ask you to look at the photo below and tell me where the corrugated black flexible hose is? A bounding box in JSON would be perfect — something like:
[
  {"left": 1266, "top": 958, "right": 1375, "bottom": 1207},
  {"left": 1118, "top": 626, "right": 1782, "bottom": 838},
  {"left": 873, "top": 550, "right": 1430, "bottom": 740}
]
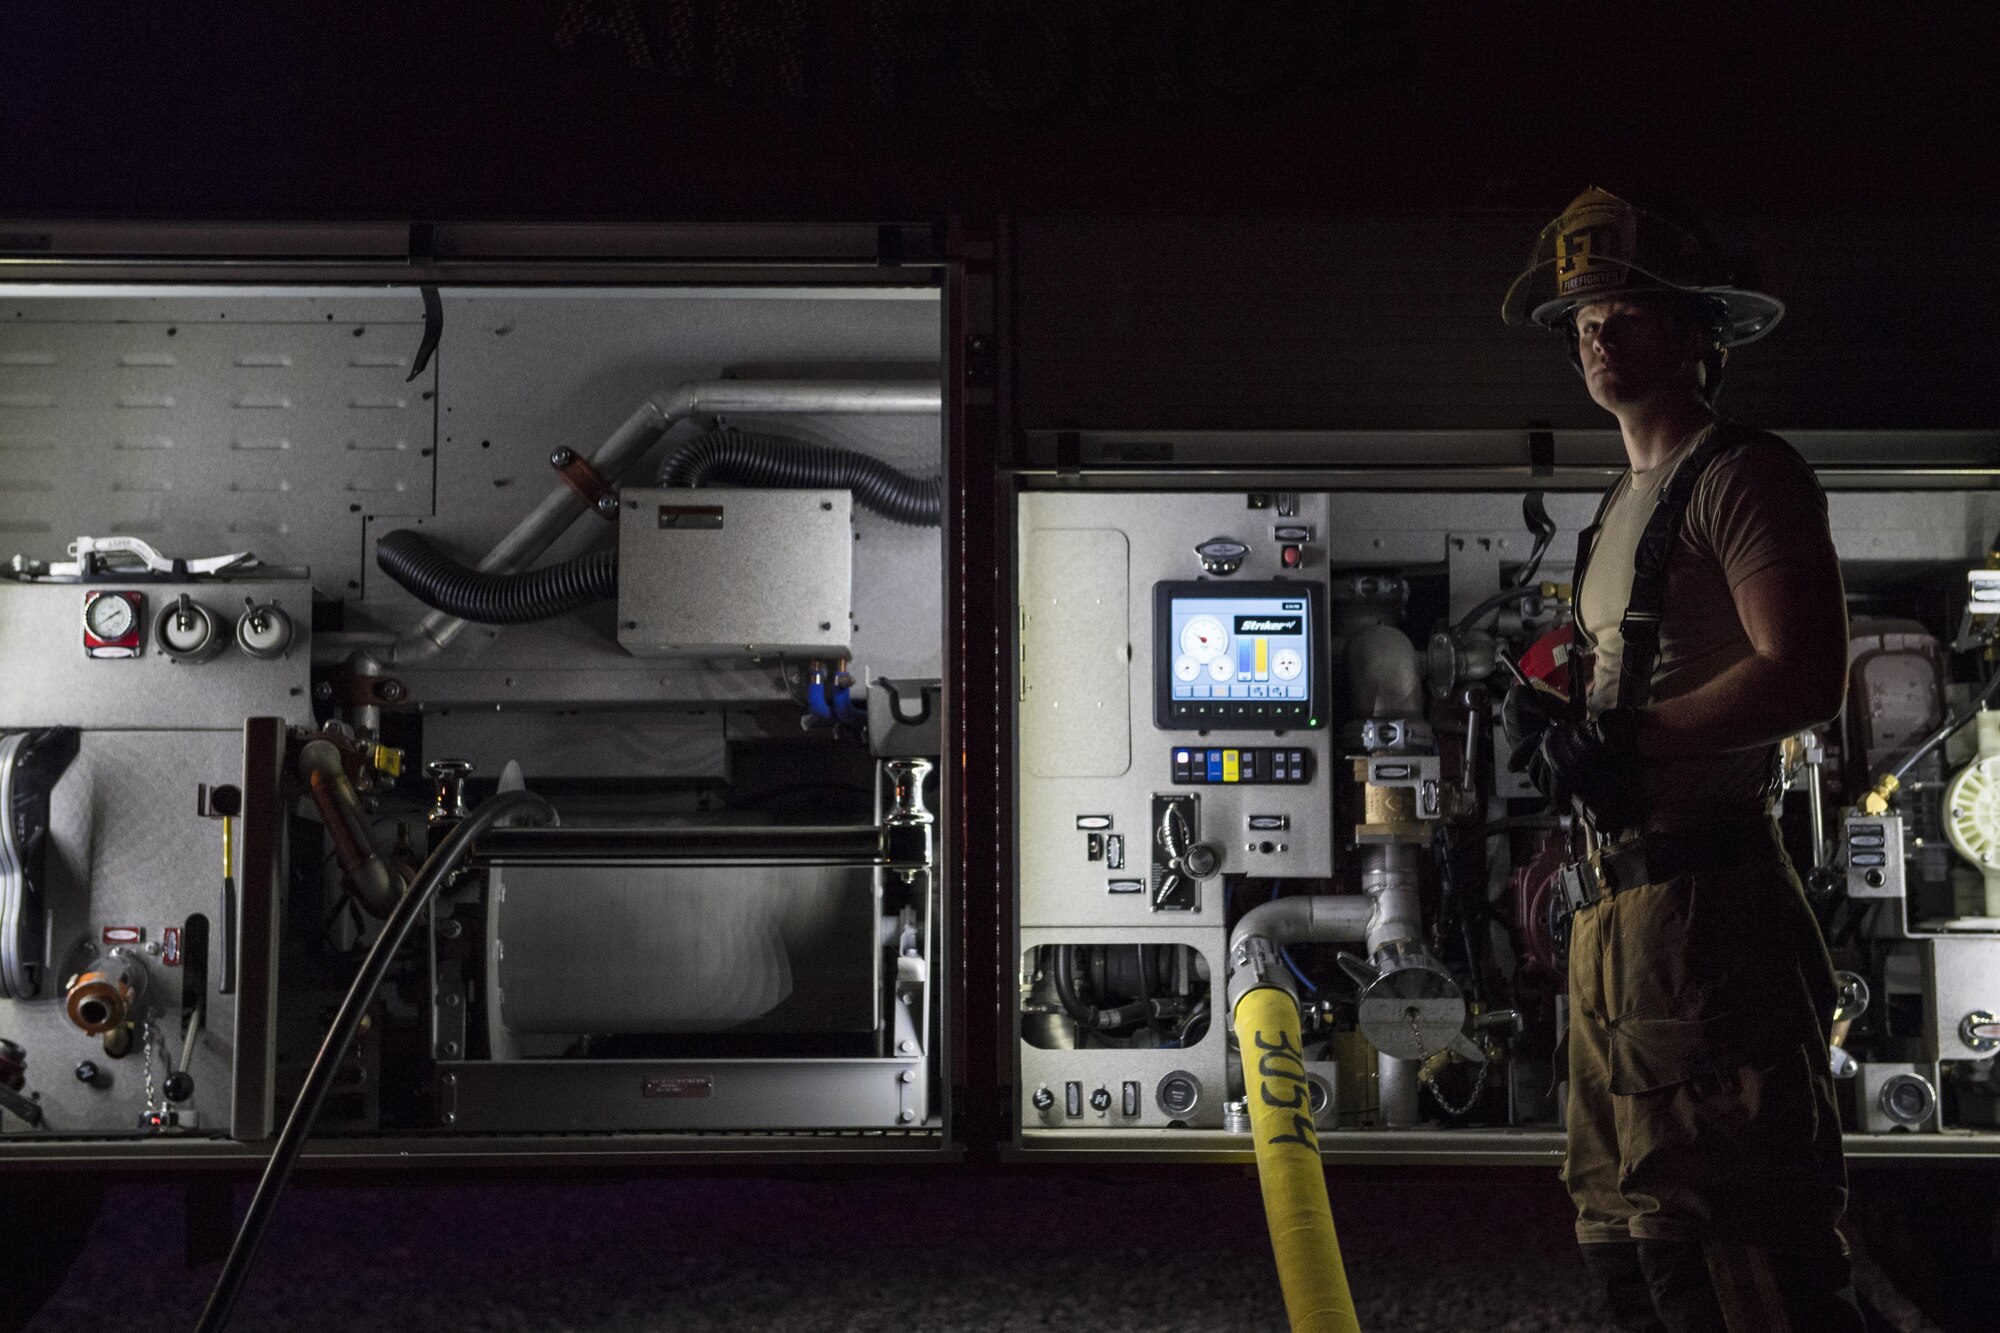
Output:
[
  {"left": 659, "top": 428, "right": 943, "bottom": 527},
  {"left": 374, "top": 529, "right": 617, "bottom": 624}
]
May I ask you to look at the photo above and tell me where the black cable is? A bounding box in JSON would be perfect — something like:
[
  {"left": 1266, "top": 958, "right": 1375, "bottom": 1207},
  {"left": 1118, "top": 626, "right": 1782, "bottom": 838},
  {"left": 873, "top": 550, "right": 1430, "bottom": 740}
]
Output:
[
  {"left": 1051, "top": 944, "right": 1097, "bottom": 1030},
  {"left": 1452, "top": 585, "right": 1546, "bottom": 636},
  {"left": 1883, "top": 663, "right": 2000, "bottom": 786},
  {"left": 374, "top": 529, "right": 617, "bottom": 624},
  {"left": 658, "top": 427, "right": 942, "bottom": 527},
  {"left": 194, "top": 789, "right": 555, "bottom": 1333}
]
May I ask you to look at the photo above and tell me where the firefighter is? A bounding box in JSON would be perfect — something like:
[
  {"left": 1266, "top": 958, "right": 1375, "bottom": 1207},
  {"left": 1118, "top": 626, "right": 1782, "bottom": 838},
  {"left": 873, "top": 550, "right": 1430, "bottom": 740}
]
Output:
[{"left": 1500, "top": 189, "right": 1865, "bottom": 1331}]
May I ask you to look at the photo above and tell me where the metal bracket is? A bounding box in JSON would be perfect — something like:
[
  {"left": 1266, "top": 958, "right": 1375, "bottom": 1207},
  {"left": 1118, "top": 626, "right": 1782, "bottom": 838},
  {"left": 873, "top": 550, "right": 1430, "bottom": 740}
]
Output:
[
  {"left": 0, "top": 1081, "right": 45, "bottom": 1127},
  {"left": 550, "top": 447, "right": 620, "bottom": 520}
]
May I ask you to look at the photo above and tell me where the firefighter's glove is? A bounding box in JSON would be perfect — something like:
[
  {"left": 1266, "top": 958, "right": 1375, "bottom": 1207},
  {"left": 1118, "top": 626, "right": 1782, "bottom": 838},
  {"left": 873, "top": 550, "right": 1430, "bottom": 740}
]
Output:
[
  {"left": 1502, "top": 682, "right": 1567, "bottom": 774},
  {"left": 1522, "top": 707, "right": 1644, "bottom": 834}
]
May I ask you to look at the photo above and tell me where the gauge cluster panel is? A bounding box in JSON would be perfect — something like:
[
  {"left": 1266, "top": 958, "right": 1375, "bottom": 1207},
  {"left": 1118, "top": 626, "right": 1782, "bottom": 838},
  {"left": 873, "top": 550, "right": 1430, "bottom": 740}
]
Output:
[{"left": 1153, "top": 581, "right": 1324, "bottom": 730}]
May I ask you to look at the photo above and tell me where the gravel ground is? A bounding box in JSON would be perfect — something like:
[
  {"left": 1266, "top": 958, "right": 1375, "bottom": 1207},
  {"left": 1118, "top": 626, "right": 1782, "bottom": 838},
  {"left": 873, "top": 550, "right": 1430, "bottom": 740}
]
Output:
[{"left": 25, "top": 1170, "right": 1606, "bottom": 1332}]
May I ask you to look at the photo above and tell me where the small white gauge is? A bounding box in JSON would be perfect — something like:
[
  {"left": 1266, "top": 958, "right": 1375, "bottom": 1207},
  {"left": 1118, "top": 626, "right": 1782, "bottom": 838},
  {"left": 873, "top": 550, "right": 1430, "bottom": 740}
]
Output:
[
  {"left": 83, "top": 590, "right": 144, "bottom": 659},
  {"left": 1179, "top": 614, "right": 1230, "bottom": 663},
  {"left": 1207, "top": 657, "right": 1233, "bottom": 682},
  {"left": 85, "top": 594, "right": 135, "bottom": 641},
  {"left": 1174, "top": 655, "right": 1201, "bottom": 682},
  {"left": 1272, "top": 647, "right": 1303, "bottom": 681}
]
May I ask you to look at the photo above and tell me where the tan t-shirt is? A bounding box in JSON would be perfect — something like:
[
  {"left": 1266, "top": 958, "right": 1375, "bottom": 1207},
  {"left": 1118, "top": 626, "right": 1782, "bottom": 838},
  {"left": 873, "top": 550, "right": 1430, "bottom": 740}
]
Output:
[{"left": 1575, "top": 423, "right": 1836, "bottom": 829}]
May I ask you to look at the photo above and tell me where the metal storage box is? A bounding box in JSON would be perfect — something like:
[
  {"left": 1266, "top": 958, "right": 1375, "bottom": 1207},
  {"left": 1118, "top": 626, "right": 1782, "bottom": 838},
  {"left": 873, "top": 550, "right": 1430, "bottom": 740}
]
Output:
[{"left": 616, "top": 488, "right": 852, "bottom": 658}]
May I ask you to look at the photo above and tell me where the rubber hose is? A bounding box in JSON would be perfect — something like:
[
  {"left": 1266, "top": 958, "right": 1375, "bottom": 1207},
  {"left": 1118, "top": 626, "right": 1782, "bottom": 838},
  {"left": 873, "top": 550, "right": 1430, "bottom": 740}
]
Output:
[
  {"left": 1234, "top": 986, "right": 1361, "bottom": 1333},
  {"left": 374, "top": 529, "right": 617, "bottom": 624},
  {"left": 194, "top": 788, "right": 556, "bottom": 1333},
  {"left": 659, "top": 428, "right": 942, "bottom": 527},
  {"left": 1886, "top": 667, "right": 2000, "bottom": 784},
  {"left": 1050, "top": 945, "right": 1176, "bottom": 1032}
]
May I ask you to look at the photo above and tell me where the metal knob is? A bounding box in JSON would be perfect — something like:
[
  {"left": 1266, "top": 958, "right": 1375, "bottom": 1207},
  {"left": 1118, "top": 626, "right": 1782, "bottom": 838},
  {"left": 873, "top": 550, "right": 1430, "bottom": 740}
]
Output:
[
  {"left": 235, "top": 601, "right": 293, "bottom": 659},
  {"left": 1180, "top": 843, "right": 1221, "bottom": 879},
  {"left": 156, "top": 594, "right": 222, "bottom": 662}
]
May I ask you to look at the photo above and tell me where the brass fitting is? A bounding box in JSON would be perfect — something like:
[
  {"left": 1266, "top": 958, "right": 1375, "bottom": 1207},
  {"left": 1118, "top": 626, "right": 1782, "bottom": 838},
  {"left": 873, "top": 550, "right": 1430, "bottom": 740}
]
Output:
[{"left": 1860, "top": 773, "right": 1900, "bottom": 817}]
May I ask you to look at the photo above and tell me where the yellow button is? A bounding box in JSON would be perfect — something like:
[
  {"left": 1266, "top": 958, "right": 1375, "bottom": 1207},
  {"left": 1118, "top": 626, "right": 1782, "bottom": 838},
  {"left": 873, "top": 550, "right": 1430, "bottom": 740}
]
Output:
[{"left": 1223, "top": 750, "right": 1240, "bottom": 783}]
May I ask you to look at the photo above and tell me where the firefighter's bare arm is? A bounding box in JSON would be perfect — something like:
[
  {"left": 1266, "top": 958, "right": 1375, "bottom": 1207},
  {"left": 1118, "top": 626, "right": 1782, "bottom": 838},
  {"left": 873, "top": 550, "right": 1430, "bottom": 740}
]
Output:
[{"left": 1636, "top": 554, "right": 1848, "bottom": 759}]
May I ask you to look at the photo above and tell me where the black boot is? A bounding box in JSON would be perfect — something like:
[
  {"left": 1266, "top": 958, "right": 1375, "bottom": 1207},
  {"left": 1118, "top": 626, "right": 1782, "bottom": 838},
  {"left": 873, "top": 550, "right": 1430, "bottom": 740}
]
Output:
[
  {"left": 1635, "top": 1240, "right": 1729, "bottom": 1333},
  {"left": 1579, "top": 1243, "right": 1668, "bottom": 1331}
]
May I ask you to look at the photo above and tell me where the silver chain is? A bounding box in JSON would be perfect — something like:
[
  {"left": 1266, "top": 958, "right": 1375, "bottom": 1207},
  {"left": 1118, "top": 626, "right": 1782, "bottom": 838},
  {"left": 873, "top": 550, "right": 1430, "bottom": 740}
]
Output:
[
  {"left": 1410, "top": 1009, "right": 1491, "bottom": 1119},
  {"left": 140, "top": 1018, "right": 160, "bottom": 1117}
]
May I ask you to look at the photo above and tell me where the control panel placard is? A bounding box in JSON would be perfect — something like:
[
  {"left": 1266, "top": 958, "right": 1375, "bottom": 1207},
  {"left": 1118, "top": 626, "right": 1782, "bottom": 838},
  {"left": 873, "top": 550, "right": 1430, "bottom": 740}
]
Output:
[{"left": 1153, "top": 581, "right": 1323, "bottom": 730}]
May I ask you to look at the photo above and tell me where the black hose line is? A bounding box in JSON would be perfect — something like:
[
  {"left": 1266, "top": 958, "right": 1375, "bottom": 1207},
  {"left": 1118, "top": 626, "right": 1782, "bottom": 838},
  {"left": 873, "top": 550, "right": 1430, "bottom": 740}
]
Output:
[
  {"left": 374, "top": 529, "right": 617, "bottom": 625},
  {"left": 1885, "top": 665, "right": 2000, "bottom": 785},
  {"left": 1050, "top": 945, "right": 1182, "bottom": 1032},
  {"left": 194, "top": 790, "right": 556, "bottom": 1333},
  {"left": 659, "top": 428, "right": 943, "bottom": 527}
]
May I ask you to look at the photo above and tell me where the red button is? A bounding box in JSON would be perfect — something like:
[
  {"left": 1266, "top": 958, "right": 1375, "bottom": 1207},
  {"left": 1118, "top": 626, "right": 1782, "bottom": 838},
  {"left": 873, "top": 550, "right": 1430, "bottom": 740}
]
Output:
[{"left": 1280, "top": 545, "right": 1302, "bottom": 567}]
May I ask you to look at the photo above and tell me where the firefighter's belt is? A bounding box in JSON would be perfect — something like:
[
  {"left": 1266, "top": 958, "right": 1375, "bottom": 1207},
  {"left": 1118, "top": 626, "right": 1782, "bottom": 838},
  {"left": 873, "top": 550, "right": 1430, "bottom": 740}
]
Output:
[{"left": 1560, "top": 824, "right": 1771, "bottom": 914}]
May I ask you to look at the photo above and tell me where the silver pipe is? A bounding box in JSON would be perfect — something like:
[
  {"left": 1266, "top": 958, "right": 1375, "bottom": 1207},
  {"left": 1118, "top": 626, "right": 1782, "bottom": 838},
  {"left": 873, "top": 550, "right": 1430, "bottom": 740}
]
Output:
[
  {"left": 1345, "top": 623, "right": 1425, "bottom": 719},
  {"left": 1229, "top": 894, "right": 1373, "bottom": 958},
  {"left": 1379, "top": 1053, "right": 1421, "bottom": 1127},
  {"left": 1805, "top": 750, "right": 1829, "bottom": 869},
  {"left": 1225, "top": 894, "right": 1372, "bottom": 1014},
  {"left": 381, "top": 379, "right": 941, "bottom": 665},
  {"left": 298, "top": 741, "right": 399, "bottom": 917},
  {"left": 1360, "top": 843, "right": 1423, "bottom": 958}
]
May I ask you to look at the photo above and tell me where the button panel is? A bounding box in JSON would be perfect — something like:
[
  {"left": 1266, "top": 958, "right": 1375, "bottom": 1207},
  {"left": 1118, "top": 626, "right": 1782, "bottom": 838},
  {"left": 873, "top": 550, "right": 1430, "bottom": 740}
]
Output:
[
  {"left": 1164, "top": 699, "right": 1310, "bottom": 726},
  {"left": 1171, "top": 747, "right": 1314, "bottom": 785}
]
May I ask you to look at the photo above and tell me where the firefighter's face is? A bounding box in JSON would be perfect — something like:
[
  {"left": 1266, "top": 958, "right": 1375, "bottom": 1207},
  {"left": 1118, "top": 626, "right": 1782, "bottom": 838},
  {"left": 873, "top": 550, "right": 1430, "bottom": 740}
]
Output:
[{"left": 1573, "top": 297, "right": 1705, "bottom": 410}]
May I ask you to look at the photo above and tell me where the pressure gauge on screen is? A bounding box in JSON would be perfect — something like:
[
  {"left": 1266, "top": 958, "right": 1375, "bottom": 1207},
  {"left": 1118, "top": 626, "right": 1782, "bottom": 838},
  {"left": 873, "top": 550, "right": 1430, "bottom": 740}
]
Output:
[
  {"left": 1272, "top": 648, "right": 1303, "bottom": 680},
  {"left": 1179, "top": 614, "right": 1229, "bottom": 663},
  {"left": 82, "top": 590, "right": 144, "bottom": 658}
]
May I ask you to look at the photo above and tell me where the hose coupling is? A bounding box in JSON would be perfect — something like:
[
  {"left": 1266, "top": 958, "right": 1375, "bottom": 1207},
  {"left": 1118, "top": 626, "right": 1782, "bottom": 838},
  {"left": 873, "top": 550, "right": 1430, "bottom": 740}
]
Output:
[{"left": 1227, "top": 934, "right": 1300, "bottom": 1016}]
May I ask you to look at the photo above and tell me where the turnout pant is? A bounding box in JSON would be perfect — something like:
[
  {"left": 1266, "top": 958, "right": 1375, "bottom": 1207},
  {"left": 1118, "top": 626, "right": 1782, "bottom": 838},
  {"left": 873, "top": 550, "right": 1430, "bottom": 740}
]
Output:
[{"left": 1561, "top": 820, "right": 1849, "bottom": 1254}]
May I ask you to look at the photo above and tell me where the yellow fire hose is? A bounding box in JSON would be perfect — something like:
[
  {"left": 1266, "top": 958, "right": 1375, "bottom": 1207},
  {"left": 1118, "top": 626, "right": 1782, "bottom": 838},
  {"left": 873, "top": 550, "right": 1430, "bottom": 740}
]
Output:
[{"left": 1235, "top": 985, "right": 1362, "bottom": 1333}]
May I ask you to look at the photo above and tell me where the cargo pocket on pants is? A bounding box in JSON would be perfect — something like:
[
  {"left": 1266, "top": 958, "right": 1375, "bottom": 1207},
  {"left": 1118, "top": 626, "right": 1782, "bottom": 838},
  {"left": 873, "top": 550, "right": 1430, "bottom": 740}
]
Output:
[{"left": 1607, "top": 1013, "right": 1724, "bottom": 1096}]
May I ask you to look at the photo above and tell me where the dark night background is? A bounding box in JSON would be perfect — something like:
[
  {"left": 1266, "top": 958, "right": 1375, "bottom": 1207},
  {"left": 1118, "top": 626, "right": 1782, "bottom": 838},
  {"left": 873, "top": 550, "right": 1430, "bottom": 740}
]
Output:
[{"left": 5, "top": 3, "right": 2000, "bottom": 1330}]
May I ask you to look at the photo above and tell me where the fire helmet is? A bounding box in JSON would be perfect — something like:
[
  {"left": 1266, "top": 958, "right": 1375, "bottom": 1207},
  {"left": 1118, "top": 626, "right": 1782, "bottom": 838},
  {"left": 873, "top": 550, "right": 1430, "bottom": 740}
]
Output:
[{"left": 1501, "top": 187, "right": 1783, "bottom": 347}]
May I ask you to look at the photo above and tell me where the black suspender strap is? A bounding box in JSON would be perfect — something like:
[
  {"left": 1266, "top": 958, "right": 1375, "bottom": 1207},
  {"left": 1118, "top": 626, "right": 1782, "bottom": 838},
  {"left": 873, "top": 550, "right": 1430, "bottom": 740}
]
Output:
[
  {"left": 1614, "top": 424, "right": 1739, "bottom": 712},
  {"left": 1566, "top": 488, "right": 1621, "bottom": 722}
]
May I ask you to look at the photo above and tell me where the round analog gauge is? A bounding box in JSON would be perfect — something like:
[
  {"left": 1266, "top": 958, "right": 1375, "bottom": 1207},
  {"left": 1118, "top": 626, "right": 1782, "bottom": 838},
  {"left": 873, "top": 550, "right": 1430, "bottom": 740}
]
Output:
[
  {"left": 85, "top": 594, "right": 136, "bottom": 641},
  {"left": 1173, "top": 655, "right": 1201, "bottom": 682},
  {"left": 1271, "top": 648, "right": 1303, "bottom": 681},
  {"left": 1179, "top": 614, "right": 1229, "bottom": 663},
  {"left": 1207, "top": 657, "right": 1234, "bottom": 682}
]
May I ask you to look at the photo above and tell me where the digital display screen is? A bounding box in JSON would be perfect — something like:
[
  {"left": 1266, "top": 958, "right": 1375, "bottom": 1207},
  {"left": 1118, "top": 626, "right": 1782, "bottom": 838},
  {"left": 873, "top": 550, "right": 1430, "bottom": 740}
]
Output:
[
  {"left": 1154, "top": 581, "right": 1322, "bottom": 730},
  {"left": 1167, "top": 597, "right": 1311, "bottom": 701}
]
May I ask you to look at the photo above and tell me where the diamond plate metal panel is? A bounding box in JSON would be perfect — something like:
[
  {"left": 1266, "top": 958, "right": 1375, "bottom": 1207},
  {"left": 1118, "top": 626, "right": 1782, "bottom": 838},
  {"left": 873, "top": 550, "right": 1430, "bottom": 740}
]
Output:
[
  {"left": 0, "top": 730, "right": 244, "bottom": 1136},
  {"left": 0, "top": 304, "right": 433, "bottom": 601}
]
